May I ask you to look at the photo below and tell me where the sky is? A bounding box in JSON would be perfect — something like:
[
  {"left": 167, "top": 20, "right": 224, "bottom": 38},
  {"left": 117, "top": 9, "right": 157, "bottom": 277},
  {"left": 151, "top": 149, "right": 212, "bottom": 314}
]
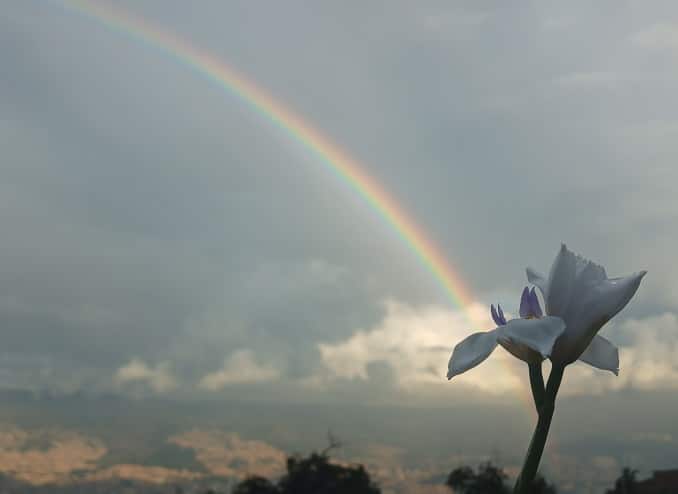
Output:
[{"left": 2, "top": 0, "right": 678, "bottom": 492}]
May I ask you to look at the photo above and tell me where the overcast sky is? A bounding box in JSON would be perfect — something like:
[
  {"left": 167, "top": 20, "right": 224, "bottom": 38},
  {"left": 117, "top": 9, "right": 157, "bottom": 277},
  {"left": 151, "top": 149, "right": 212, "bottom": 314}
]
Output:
[{"left": 2, "top": 0, "right": 678, "bottom": 490}]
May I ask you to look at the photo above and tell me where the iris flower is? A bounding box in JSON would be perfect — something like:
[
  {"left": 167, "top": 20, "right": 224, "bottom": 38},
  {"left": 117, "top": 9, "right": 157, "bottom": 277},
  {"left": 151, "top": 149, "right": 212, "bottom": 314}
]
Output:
[
  {"left": 445, "top": 244, "right": 646, "bottom": 494},
  {"left": 448, "top": 244, "right": 646, "bottom": 378}
]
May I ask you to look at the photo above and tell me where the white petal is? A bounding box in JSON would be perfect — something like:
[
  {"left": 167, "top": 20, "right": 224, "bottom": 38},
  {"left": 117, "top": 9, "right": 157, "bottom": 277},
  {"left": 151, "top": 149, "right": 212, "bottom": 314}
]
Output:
[
  {"left": 497, "top": 316, "right": 566, "bottom": 359},
  {"left": 597, "top": 271, "right": 647, "bottom": 319},
  {"left": 498, "top": 339, "right": 543, "bottom": 364},
  {"left": 553, "top": 270, "right": 646, "bottom": 364},
  {"left": 545, "top": 244, "right": 577, "bottom": 317},
  {"left": 447, "top": 330, "right": 499, "bottom": 379},
  {"left": 574, "top": 254, "right": 607, "bottom": 283},
  {"left": 576, "top": 271, "right": 646, "bottom": 333},
  {"left": 526, "top": 267, "right": 548, "bottom": 299},
  {"left": 578, "top": 335, "right": 619, "bottom": 375},
  {"left": 562, "top": 255, "right": 611, "bottom": 324}
]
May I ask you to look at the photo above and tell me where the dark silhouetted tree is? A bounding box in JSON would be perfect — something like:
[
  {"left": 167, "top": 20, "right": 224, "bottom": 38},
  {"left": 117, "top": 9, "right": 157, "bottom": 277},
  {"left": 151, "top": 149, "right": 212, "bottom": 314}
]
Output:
[
  {"left": 446, "top": 463, "right": 556, "bottom": 494},
  {"left": 605, "top": 468, "right": 639, "bottom": 494},
  {"left": 232, "top": 476, "right": 279, "bottom": 494},
  {"left": 277, "top": 453, "right": 380, "bottom": 494},
  {"left": 446, "top": 462, "right": 509, "bottom": 494},
  {"left": 528, "top": 473, "right": 557, "bottom": 494},
  {"left": 231, "top": 451, "right": 380, "bottom": 494},
  {"left": 446, "top": 465, "right": 475, "bottom": 492}
]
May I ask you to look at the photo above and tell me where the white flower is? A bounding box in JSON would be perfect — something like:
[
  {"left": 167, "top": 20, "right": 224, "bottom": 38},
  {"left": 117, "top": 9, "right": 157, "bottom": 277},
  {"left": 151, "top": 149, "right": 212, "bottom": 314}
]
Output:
[
  {"left": 447, "top": 287, "right": 566, "bottom": 379},
  {"left": 527, "top": 244, "right": 646, "bottom": 374},
  {"left": 447, "top": 244, "right": 646, "bottom": 380}
]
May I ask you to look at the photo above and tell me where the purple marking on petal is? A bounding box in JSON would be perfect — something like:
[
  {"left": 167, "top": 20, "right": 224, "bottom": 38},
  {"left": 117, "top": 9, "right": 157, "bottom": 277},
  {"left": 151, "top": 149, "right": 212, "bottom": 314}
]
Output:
[
  {"left": 519, "top": 286, "right": 531, "bottom": 318},
  {"left": 530, "top": 287, "right": 543, "bottom": 317},
  {"left": 497, "top": 304, "right": 507, "bottom": 325},
  {"left": 490, "top": 304, "right": 501, "bottom": 326}
]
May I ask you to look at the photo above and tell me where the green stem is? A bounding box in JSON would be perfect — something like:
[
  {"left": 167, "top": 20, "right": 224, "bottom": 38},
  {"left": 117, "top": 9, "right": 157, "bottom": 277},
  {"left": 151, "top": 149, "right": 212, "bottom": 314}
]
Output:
[
  {"left": 513, "top": 365, "right": 565, "bottom": 494},
  {"left": 528, "top": 362, "right": 545, "bottom": 413}
]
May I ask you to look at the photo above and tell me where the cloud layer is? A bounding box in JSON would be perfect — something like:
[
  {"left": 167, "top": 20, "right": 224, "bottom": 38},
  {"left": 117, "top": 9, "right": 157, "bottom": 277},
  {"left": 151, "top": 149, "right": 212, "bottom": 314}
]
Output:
[
  {"left": 199, "top": 349, "right": 281, "bottom": 390},
  {"left": 115, "top": 359, "right": 177, "bottom": 393}
]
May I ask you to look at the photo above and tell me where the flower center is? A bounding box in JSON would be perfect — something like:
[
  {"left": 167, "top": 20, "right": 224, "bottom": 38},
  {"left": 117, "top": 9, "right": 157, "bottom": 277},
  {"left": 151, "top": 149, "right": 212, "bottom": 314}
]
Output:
[
  {"left": 520, "top": 286, "right": 543, "bottom": 319},
  {"left": 491, "top": 286, "right": 543, "bottom": 326}
]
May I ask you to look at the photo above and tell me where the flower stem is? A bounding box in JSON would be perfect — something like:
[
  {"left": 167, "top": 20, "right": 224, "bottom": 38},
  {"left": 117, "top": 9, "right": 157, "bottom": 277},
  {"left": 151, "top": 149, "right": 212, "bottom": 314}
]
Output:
[
  {"left": 513, "top": 364, "right": 565, "bottom": 494},
  {"left": 528, "top": 362, "right": 545, "bottom": 412}
]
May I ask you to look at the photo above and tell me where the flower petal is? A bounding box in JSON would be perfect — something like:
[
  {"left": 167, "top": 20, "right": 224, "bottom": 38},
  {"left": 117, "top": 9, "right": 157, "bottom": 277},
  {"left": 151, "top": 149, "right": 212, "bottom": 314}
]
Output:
[
  {"left": 574, "top": 254, "right": 607, "bottom": 283},
  {"left": 498, "top": 339, "right": 543, "bottom": 364},
  {"left": 561, "top": 253, "right": 611, "bottom": 325},
  {"left": 597, "top": 271, "right": 648, "bottom": 320},
  {"left": 529, "top": 287, "right": 543, "bottom": 318},
  {"left": 553, "top": 270, "right": 647, "bottom": 364},
  {"left": 519, "top": 286, "right": 531, "bottom": 318},
  {"left": 490, "top": 304, "right": 503, "bottom": 326},
  {"left": 497, "top": 316, "right": 566, "bottom": 358},
  {"left": 497, "top": 305, "right": 507, "bottom": 325},
  {"left": 578, "top": 335, "right": 619, "bottom": 375},
  {"left": 545, "top": 244, "right": 577, "bottom": 317},
  {"left": 526, "top": 267, "right": 548, "bottom": 299},
  {"left": 447, "top": 330, "right": 499, "bottom": 379}
]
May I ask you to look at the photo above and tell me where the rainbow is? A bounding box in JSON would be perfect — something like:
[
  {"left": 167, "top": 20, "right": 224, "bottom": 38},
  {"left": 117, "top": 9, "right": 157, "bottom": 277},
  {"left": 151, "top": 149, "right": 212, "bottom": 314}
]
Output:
[{"left": 55, "top": 0, "right": 475, "bottom": 313}]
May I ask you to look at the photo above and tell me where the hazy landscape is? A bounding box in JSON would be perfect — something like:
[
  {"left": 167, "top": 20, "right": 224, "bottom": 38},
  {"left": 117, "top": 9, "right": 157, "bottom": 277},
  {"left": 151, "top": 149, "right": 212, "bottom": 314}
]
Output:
[{"left": 0, "top": 389, "right": 676, "bottom": 492}]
